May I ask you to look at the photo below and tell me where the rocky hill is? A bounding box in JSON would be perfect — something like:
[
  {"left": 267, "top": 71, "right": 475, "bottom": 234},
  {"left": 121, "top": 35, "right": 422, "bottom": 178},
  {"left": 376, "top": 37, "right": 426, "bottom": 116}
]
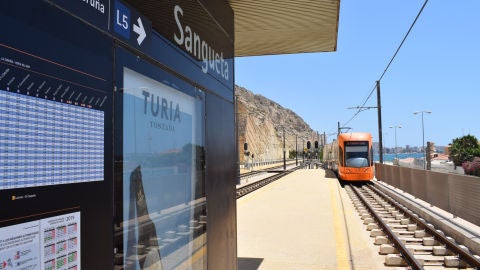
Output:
[{"left": 235, "top": 85, "right": 320, "bottom": 163}]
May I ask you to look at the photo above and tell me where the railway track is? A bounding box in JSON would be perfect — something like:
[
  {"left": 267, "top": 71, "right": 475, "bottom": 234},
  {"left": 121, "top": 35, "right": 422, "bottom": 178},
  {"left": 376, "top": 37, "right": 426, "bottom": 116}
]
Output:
[
  {"left": 236, "top": 164, "right": 305, "bottom": 199},
  {"left": 345, "top": 183, "right": 480, "bottom": 269},
  {"left": 239, "top": 162, "right": 299, "bottom": 179}
]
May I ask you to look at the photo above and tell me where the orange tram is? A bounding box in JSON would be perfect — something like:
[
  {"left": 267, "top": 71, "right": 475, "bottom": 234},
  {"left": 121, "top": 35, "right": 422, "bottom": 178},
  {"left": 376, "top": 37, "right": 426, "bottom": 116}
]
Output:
[{"left": 323, "top": 132, "right": 374, "bottom": 181}]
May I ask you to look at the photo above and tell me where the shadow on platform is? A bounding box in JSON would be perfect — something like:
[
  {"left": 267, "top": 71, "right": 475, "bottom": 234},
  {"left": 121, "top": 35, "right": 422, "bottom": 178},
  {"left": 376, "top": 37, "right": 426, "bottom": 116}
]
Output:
[
  {"left": 237, "top": 257, "right": 264, "bottom": 270},
  {"left": 324, "top": 169, "right": 337, "bottom": 179}
]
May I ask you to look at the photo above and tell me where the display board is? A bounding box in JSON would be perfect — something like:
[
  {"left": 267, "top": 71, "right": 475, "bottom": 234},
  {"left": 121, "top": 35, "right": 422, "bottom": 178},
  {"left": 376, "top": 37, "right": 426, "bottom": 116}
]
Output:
[
  {"left": 0, "top": 1, "right": 113, "bottom": 269},
  {"left": 0, "top": 89, "right": 104, "bottom": 190},
  {"left": 0, "top": 2, "right": 110, "bottom": 191}
]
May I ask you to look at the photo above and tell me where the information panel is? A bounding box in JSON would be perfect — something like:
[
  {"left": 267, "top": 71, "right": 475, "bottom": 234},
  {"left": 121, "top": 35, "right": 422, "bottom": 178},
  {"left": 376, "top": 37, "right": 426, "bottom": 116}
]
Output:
[
  {"left": 1, "top": 1, "right": 113, "bottom": 268},
  {"left": 0, "top": 211, "right": 81, "bottom": 270},
  {"left": 0, "top": 41, "right": 107, "bottom": 190},
  {"left": 0, "top": 90, "right": 104, "bottom": 190}
]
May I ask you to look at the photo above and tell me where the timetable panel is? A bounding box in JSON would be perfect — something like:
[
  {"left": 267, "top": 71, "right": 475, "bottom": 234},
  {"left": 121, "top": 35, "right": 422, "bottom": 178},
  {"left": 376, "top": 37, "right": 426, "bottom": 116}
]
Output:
[
  {"left": 1, "top": 2, "right": 113, "bottom": 269},
  {"left": 0, "top": 38, "right": 109, "bottom": 191},
  {"left": 0, "top": 90, "right": 104, "bottom": 190}
]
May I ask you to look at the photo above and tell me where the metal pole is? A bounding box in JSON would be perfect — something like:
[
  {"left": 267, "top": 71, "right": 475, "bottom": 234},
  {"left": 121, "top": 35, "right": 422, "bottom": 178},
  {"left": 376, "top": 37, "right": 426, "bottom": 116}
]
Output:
[
  {"left": 394, "top": 127, "right": 398, "bottom": 161},
  {"left": 414, "top": 110, "right": 430, "bottom": 170},
  {"left": 302, "top": 139, "right": 305, "bottom": 163},
  {"left": 389, "top": 125, "right": 401, "bottom": 165},
  {"left": 234, "top": 94, "right": 240, "bottom": 184},
  {"left": 283, "top": 128, "right": 286, "bottom": 170},
  {"left": 421, "top": 112, "right": 425, "bottom": 170},
  {"left": 295, "top": 135, "right": 298, "bottom": 166},
  {"left": 376, "top": 81, "right": 384, "bottom": 164}
]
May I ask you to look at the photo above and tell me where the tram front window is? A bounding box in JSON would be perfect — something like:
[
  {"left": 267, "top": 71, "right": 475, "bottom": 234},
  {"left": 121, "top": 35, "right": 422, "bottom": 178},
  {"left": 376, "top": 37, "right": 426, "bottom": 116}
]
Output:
[{"left": 345, "top": 142, "right": 369, "bottom": 168}]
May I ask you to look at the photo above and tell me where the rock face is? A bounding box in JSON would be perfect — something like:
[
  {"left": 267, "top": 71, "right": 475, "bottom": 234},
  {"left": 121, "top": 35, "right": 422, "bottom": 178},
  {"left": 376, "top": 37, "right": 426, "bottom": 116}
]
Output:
[{"left": 235, "top": 85, "right": 318, "bottom": 164}]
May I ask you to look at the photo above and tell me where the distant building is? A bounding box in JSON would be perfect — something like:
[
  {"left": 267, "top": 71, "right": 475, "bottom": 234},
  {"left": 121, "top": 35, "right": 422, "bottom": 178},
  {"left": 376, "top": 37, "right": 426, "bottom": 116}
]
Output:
[
  {"left": 444, "top": 145, "right": 451, "bottom": 156},
  {"left": 428, "top": 141, "right": 436, "bottom": 153}
]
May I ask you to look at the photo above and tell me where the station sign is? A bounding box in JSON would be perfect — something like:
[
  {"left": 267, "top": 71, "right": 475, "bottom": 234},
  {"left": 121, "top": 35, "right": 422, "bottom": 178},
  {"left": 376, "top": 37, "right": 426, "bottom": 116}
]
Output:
[
  {"left": 49, "top": 0, "right": 231, "bottom": 85},
  {"left": 49, "top": 0, "right": 111, "bottom": 31},
  {"left": 48, "top": 0, "right": 152, "bottom": 50},
  {"left": 117, "top": 1, "right": 234, "bottom": 85},
  {"left": 172, "top": 4, "right": 231, "bottom": 83},
  {"left": 112, "top": 0, "right": 152, "bottom": 49}
]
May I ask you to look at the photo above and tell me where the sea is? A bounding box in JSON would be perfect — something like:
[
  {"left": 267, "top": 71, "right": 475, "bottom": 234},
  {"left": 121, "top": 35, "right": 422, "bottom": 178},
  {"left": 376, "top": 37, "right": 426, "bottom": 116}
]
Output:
[{"left": 374, "top": 152, "right": 424, "bottom": 162}]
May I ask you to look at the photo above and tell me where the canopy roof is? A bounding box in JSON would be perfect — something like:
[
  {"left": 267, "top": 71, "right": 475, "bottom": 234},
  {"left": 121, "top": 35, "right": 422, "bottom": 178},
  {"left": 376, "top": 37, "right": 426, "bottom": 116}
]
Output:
[
  {"left": 124, "top": 0, "right": 340, "bottom": 57},
  {"left": 230, "top": 0, "right": 340, "bottom": 56}
]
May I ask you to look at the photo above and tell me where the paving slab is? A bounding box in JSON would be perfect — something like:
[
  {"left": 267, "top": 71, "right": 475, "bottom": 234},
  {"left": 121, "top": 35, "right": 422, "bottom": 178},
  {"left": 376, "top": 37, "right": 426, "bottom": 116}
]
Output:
[{"left": 237, "top": 168, "right": 386, "bottom": 269}]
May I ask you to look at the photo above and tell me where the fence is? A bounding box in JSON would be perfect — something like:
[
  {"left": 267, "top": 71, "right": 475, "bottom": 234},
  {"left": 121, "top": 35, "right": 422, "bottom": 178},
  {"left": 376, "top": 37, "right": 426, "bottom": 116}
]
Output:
[{"left": 375, "top": 163, "right": 480, "bottom": 226}]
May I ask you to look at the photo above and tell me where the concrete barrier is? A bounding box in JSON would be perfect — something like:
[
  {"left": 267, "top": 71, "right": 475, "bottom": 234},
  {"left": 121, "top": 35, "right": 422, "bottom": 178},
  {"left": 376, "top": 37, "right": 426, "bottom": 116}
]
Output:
[{"left": 375, "top": 163, "right": 480, "bottom": 226}]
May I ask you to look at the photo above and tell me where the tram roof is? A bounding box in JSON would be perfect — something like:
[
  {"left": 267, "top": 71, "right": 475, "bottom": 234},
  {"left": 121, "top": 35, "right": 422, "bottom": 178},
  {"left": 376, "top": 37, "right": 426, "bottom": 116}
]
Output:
[{"left": 230, "top": 0, "right": 340, "bottom": 56}]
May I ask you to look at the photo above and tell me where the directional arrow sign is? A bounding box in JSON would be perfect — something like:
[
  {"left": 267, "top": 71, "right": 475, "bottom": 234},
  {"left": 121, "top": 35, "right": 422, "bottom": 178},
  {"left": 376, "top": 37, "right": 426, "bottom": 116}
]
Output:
[
  {"left": 133, "top": 17, "right": 146, "bottom": 46},
  {"left": 112, "top": 0, "right": 151, "bottom": 50}
]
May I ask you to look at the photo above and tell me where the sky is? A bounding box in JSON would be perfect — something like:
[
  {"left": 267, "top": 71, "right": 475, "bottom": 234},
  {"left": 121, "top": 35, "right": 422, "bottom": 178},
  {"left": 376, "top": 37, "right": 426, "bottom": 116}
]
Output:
[{"left": 234, "top": 0, "right": 480, "bottom": 149}]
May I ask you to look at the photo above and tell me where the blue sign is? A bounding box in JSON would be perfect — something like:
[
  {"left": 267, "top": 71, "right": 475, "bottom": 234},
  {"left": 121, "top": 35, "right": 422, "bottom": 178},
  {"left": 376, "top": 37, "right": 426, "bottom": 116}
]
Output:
[
  {"left": 49, "top": 0, "right": 151, "bottom": 52},
  {"left": 112, "top": 0, "right": 151, "bottom": 49},
  {"left": 49, "top": 0, "right": 111, "bottom": 31},
  {"left": 113, "top": 0, "right": 130, "bottom": 39}
]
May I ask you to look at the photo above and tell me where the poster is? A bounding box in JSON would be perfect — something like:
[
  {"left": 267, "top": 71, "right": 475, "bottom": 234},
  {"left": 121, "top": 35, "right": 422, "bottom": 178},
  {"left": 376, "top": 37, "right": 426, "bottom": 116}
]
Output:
[
  {"left": 121, "top": 68, "right": 205, "bottom": 270},
  {"left": 0, "top": 212, "right": 80, "bottom": 270}
]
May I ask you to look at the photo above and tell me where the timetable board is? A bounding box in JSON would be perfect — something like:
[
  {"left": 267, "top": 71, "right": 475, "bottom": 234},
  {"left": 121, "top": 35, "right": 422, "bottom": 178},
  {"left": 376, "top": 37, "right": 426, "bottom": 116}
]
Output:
[
  {"left": 0, "top": 89, "right": 104, "bottom": 190},
  {"left": 0, "top": 40, "right": 109, "bottom": 191},
  {"left": 1, "top": 1, "right": 114, "bottom": 269}
]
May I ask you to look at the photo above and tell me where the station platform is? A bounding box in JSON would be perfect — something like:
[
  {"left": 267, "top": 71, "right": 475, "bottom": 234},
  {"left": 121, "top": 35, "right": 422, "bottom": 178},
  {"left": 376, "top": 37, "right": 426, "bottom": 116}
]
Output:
[{"left": 237, "top": 168, "right": 384, "bottom": 270}]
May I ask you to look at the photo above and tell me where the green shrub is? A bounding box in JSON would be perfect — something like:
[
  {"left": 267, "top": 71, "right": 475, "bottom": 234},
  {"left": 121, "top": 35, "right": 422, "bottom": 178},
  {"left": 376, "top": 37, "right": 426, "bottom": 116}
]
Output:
[{"left": 449, "top": 135, "right": 480, "bottom": 166}]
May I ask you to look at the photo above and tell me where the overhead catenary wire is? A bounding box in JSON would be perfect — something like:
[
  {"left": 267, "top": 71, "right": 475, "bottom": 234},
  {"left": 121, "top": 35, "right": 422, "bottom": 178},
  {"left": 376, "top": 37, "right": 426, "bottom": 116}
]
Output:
[
  {"left": 378, "top": 0, "right": 429, "bottom": 82},
  {"left": 335, "top": 82, "right": 376, "bottom": 137},
  {"left": 337, "top": 0, "right": 429, "bottom": 132},
  {"left": 342, "top": 82, "right": 377, "bottom": 128}
]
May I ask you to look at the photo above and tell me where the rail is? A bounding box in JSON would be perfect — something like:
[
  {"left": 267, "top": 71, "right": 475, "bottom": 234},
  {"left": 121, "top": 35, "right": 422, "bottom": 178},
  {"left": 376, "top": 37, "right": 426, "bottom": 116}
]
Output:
[
  {"left": 350, "top": 184, "right": 423, "bottom": 269},
  {"left": 369, "top": 184, "right": 480, "bottom": 268},
  {"left": 347, "top": 182, "right": 480, "bottom": 268},
  {"left": 240, "top": 159, "right": 296, "bottom": 170},
  {"left": 236, "top": 164, "right": 305, "bottom": 199}
]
